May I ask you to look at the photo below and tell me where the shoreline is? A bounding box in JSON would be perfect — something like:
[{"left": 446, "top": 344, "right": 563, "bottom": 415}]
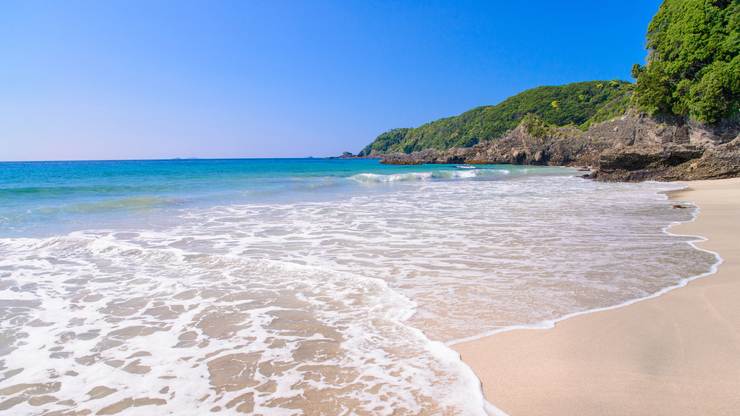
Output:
[
  {"left": 447, "top": 182, "right": 719, "bottom": 348},
  {"left": 453, "top": 177, "right": 740, "bottom": 415}
]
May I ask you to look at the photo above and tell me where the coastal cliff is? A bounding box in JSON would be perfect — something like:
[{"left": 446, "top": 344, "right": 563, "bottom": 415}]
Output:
[
  {"left": 339, "top": 1, "right": 739, "bottom": 182},
  {"left": 373, "top": 112, "right": 740, "bottom": 182}
]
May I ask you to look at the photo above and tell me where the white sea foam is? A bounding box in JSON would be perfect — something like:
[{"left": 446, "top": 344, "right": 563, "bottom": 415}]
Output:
[
  {"left": 161, "top": 175, "right": 715, "bottom": 342},
  {"left": 350, "top": 168, "right": 510, "bottom": 183},
  {"left": 0, "top": 234, "right": 491, "bottom": 415},
  {"left": 0, "top": 170, "right": 717, "bottom": 415},
  {"left": 351, "top": 172, "right": 435, "bottom": 183},
  {"left": 447, "top": 193, "right": 723, "bottom": 346}
]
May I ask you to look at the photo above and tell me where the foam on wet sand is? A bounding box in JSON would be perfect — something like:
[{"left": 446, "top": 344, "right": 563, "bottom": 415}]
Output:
[
  {"left": 0, "top": 160, "right": 722, "bottom": 415},
  {"left": 453, "top": 177, "right": 740, "bottom": 415}
]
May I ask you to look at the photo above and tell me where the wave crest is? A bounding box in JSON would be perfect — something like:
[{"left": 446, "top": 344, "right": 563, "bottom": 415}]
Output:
[{"left": 350, "top": 169, "right": 509, "bottom": 183}]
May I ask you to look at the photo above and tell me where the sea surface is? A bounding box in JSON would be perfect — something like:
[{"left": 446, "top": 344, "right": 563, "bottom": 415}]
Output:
[{"left": 0, "top": 159, "right": 718, "bottom": 415}]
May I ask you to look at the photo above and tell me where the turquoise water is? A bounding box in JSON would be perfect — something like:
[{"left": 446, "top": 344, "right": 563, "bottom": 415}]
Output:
[
  {"left": 0, "top": 159, "right": 539, "bottom": 237},
  {"left": 0, "top": 159, "right": 717, "bottom": 415}
]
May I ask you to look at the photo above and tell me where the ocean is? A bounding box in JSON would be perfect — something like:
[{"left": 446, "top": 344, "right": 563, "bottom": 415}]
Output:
[{"left": 0, "top": 159, "right": 718, "bottom": 415}]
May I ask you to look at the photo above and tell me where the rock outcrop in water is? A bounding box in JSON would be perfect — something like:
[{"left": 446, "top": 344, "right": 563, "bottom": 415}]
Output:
[{"left": 369, "top": 112, "right": 740, "bottom": 182}]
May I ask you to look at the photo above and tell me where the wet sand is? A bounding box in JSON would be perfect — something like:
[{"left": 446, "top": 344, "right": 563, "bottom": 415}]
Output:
[{"left": 453, "top": 177, "right": 740, "bottom": 416}]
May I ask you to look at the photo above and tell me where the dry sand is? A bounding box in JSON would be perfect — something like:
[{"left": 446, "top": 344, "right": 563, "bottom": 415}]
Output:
[{"left": 453, "top": 177, "right": 740, "bottom": 416}]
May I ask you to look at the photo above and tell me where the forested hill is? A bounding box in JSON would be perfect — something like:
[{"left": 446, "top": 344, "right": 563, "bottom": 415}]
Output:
[
  {"left": 360, "top": 80, "right": 634, "bottom": 155},
  {"left": 631, "top": 0, "right": 739, "bottom": 124},
  {"left": 358, "top": 1, "right": 740, "bottom": 158}
]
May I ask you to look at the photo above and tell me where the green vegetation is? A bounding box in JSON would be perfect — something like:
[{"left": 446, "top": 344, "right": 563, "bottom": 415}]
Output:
[
  {"left": 521, "top": 115, "right": 553, "bottom": 140},
  {"left": 520, "top": 114, "right": 578, "bottom": 141},
  {"left": 361, "top": 81, "right": 633, "bottom": 155},
  {"left": 632, "top": 0, "right": 740, "bottom": 124},
  {"left": 361, "top": 1, "right": 740, "bottom": 156}
]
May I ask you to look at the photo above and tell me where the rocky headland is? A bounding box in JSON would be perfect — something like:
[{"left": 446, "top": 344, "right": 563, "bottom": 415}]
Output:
[
  {"left": 358, "top": 112, "right": 740, "bottom": 182},
  {"left": 335, "top": 1, "right": 740, "bottom": 183}
]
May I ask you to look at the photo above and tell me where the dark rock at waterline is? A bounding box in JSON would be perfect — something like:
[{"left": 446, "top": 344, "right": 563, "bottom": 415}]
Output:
[
  {"left": 591, "top": 136, "right": 740, "bottom": 182},
  {"left": 379, "top": 159, "right": 422, "bottom": 165},
  {"left": 374, "top": 112, "right": 740, "bottom": 182},
  {"left": 598, "top": 144, "right": 704, "bottom": 172}
]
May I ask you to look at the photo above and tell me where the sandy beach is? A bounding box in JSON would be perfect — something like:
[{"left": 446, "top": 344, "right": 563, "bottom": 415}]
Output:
[{"left": 454, "top": 177, "right": 740, "bottom": 416}]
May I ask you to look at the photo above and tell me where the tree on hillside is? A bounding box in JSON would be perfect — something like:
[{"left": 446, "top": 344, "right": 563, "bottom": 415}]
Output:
[
  {"left": 632, "top": 0, "right": 740, "bottom": 124},
  {"left": 360, "top": 81, "right": 633, "bottom": 155}
]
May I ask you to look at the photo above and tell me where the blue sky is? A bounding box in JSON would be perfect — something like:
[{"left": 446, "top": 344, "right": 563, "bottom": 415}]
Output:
[{"left": 1, "top": 0, "right": 663, "bottom": 161}]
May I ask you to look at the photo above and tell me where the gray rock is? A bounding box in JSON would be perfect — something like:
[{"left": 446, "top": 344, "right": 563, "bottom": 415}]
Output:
[{"left": 377, "top": 112, "right": 740, "bottom": 182}]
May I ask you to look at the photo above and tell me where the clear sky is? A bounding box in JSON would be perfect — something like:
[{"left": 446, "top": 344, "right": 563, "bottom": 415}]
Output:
[{"left": 1, "top": 0, "right": 663, "bottom": 161}]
